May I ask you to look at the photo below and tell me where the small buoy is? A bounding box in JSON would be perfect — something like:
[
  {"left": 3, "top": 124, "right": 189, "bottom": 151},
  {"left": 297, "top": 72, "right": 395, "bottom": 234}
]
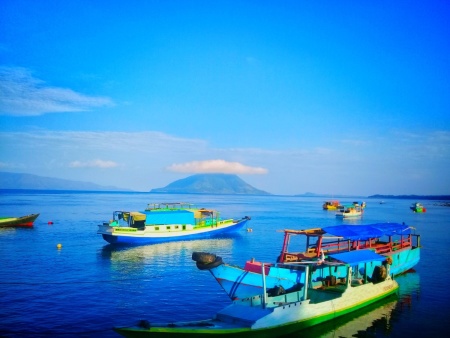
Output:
[
  {"left": 48, "top": 221, "right": 53, "bottom": 225},
  {"left": 247, "top": 228, "right": 253, "bottom": 232},
  {"left": 57, "top": 243, "right": 62, "bottom": 249}
]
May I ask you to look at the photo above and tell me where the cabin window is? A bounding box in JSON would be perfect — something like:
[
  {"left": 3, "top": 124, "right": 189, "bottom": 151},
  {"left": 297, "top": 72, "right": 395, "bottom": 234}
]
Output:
[
  {"left": 155, "top": 227, "right": 160, "bottom": 231},
  {"left": 175, "top": 225, "right": 179, "bottom": 229},
  {"left": 166, "top": 226, "right": 170, "bottom": 230},
  {"left": 182, "top": 225, "right": 186, "bottom": 230}
]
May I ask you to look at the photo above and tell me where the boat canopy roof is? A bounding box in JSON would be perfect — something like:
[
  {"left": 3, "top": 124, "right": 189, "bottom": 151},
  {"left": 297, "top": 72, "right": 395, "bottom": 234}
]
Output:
[
  {"left": 128, "top": 212, "right": 146, "bottom": 221},
  {"left": 329, "top": 249, "right": 386, "bottom": 265},
  {"left": 116, "top": 211, "right": 146, "bottom": 222},
  {"left": 322, "top": 223, "right": 411, "bottom": 241},
  {"left": 340, "top": 204, "right": 356, "bottom": 208}
]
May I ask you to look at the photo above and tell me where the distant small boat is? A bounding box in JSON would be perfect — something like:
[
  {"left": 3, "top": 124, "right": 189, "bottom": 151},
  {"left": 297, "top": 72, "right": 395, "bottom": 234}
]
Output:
[
  {"left": 336, "top": 202, "right": 364, "bottom": 218},
  {"left": 410, "top": 202, "right": 426, "bottom": 213},
  {"left": 0, "top": 213, "right": 40, "bottom": 228},
  {"left": 322, "top": 200, "right": 342, "bottom": 210},
  {"left": 114, "top": 250, "right": 398, "bottom": 337},
  {"left": 97, "top": 202, "right": 251, "bottom": 245}
]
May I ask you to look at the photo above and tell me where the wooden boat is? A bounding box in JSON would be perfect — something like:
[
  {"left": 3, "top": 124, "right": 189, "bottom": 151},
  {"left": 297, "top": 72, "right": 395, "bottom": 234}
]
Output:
[
  {"left": 336, "top": 203, "right": 363, "bottom": 218},
  {"left": 192, "top": 223, "right": 420, "bottom": 299},
  {"left": 114, "top": 250, "right": 398, "bottom": 337},
  {"left": 410, "top": 202, "right": 426, "bottom": 213},
  {"left": 0, "top": 213, "right": 39, "bottom": 228},
  {"left": 322, "top": 200, "right": 342, "bottom": 210},
  {"left": 97, "top": 202, "right": 251, "bottom": 245}
]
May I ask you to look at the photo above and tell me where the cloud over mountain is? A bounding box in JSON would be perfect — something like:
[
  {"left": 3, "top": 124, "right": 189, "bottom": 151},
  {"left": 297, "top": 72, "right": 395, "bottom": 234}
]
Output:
[{"left": 167, "top": 159, "right": 268, "bottom": 175}]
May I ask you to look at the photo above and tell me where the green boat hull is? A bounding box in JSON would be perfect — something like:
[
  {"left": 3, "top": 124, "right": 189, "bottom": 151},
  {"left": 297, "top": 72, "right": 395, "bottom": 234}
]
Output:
[{"left": 114, "top": 284, "right": 398, "bottom": 337}]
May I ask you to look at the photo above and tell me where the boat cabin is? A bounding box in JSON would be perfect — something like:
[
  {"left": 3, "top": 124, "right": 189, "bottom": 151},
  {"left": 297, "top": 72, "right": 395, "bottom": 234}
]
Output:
[
  {"left": 110, "top": 211, "right": 146, "bottom": 229},
  {"left": 322, "top": 200, "right": 341, "bottom": 210},
  {"left": 277, "top": 223, "right": 420, "bottom": 263},
  {"left": 107, "top": 203, "right": 222, "bottom": 230}
]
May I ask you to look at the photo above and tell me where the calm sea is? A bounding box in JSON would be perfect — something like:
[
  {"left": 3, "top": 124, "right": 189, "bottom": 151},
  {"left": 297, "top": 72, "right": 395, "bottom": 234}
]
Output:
[{"left": 0, "top": 191, "right": 449, "bottom": 337}]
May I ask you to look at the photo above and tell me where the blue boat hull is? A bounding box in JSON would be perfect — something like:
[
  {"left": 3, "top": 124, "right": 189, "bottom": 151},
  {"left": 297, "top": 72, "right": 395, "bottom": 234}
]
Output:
[
  {"left": 205, "top": 246, "right": 420, "bottom": 299},
  {"left": 102, "top": 218, "right": 249, "bottom": 245}
]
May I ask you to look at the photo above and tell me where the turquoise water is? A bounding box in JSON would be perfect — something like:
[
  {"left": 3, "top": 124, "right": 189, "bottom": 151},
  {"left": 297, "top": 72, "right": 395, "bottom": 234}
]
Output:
[{"left": 0, "top": 191, "right": 449, "bottom": 337}]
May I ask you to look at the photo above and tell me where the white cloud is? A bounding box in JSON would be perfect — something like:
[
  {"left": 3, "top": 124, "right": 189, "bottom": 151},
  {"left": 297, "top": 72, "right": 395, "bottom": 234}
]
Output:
[
  {"left": 166, "top": 159, "right": 268, "bottom": 174},
  {"left": 0, "top": 129, "right": 448, "bottom": 195},
  {"left": 0, "top": 66, "right": 114, "bottom": 116},
  {"left": 69, "top": 160, "right": 119, "bottom": 168}
]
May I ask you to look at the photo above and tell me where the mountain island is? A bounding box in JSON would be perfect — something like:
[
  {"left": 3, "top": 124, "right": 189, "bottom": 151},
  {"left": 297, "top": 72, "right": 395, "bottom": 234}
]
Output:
[{"left": 150, "top": 174, "right": 270, "bottom": 195}]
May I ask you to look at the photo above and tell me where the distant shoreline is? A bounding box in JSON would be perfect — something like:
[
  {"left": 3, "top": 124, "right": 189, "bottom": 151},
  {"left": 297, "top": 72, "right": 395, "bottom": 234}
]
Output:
[
  {"left": 1, "top": 189, "right": 449, "bottom": 200},
  {"left": 368, "top": 194, "right": 450, "bottom": 200}
]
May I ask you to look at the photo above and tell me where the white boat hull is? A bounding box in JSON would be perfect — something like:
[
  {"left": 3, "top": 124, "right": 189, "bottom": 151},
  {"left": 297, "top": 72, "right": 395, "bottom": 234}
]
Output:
[{"left": 98, "top": 218, "right": 250, "bottom": 244}]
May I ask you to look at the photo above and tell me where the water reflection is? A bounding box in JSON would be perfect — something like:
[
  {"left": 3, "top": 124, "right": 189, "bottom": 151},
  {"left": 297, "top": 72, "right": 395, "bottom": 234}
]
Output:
[
  {"left": 99, "top": 238, "right": 233, "bottom": 275},
  {"left": 286, "top": 271, "right": 420, "bottom": 338},
  {"left": 338, "top": 216, "right": 364, "bottom": 224},
  {"left": 99, "top": 238, "right": 234, "bottom": 266}
]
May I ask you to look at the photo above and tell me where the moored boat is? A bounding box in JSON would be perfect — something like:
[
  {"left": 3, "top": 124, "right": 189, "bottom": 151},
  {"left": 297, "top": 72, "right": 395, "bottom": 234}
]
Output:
[
  {"left": 114, "top": 250, "right": 398, "bottom": 337},
  {"left": 322, "top": 200, "right": 342, "bottom": 210},
  {"left": 0, "top": 213, "right": 39, "bottom": 228},
  {"left": 192, "top": 223, "right": 419, "bottom": 299},
  {"left": 336, "top": 202, "right": 364, "bottom": 218},
  {"left": 97, "top": 202, "right": 250, "bottom": 245},
  {"left": 410, "top": 202, "right": 426, "bottom": 213}
]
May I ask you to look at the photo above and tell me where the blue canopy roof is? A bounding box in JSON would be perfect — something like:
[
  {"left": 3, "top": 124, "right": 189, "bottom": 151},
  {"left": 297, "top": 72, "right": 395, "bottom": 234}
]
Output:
[
  {"left": 322, "top": 223, "right": 411, "bottom": 241},
  {"left": 329, "top": 249, "right": 386, "bottom": 265}
]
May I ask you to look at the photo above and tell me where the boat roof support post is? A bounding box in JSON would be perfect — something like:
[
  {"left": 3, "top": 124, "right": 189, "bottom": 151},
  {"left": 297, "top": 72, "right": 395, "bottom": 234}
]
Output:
[
  {"left": 364, "top": 263, "right": 368, "bottom": 284},
  {"left": 316, "top": 236, "right": 323, "bottom": 257},
  {"left": 262, "top": 263, "right": 267, "bottom": 309},
  {"left": 280, "top": 233, "right": 291, "bottom": 263},
  {"left": 303, "top": 265, "right": 309, "bottom": 301},
  {"left": 347, "top": 266, "right": 352, "bottom": 287}
]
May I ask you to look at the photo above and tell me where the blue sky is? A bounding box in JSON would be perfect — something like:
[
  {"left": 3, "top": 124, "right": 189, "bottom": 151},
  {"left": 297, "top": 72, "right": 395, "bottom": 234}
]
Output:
[{"left": 1, "top": 0, "right": 449, "bottom": 195}]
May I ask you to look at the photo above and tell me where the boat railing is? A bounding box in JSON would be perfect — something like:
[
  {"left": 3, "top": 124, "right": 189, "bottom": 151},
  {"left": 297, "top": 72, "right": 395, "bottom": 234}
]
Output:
[
  {"left": 320, "top": 239, "right": 376, "bottom": 253},
  {"left": 320, "top": 241, "right": 352, "bottom": 253},
  {"left": 236, "top": 294, "right": 264, "bottom": 307},
  {"left": 195, "top": 218, "right": 234, "bottom": 227},
  {"left": 236, "top": 287, "right": 304, "bottom": 308},
  {"left": 217, "top": 219, "right": 234, "bottom": 226},
  {"left": 237, "top": 292, "right": 303, "bottom": 308},
  {"left": 145, "top": 202, "right": 194, "bottom": 211},
  {"left": 392, "top": 237, "right": 412, "bottom": 251},
  {"left": 374, "top": 243, "right": 392, "bottom": 254},
  {"left": 268, "top": 291, "right": 303, "bottom": 307}
]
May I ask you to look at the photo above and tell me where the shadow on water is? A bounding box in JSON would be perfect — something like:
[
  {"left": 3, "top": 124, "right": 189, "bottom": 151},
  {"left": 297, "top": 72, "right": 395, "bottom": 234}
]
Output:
[{"left": 284, "top": 271, "right": 420, "bottom": 338}]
